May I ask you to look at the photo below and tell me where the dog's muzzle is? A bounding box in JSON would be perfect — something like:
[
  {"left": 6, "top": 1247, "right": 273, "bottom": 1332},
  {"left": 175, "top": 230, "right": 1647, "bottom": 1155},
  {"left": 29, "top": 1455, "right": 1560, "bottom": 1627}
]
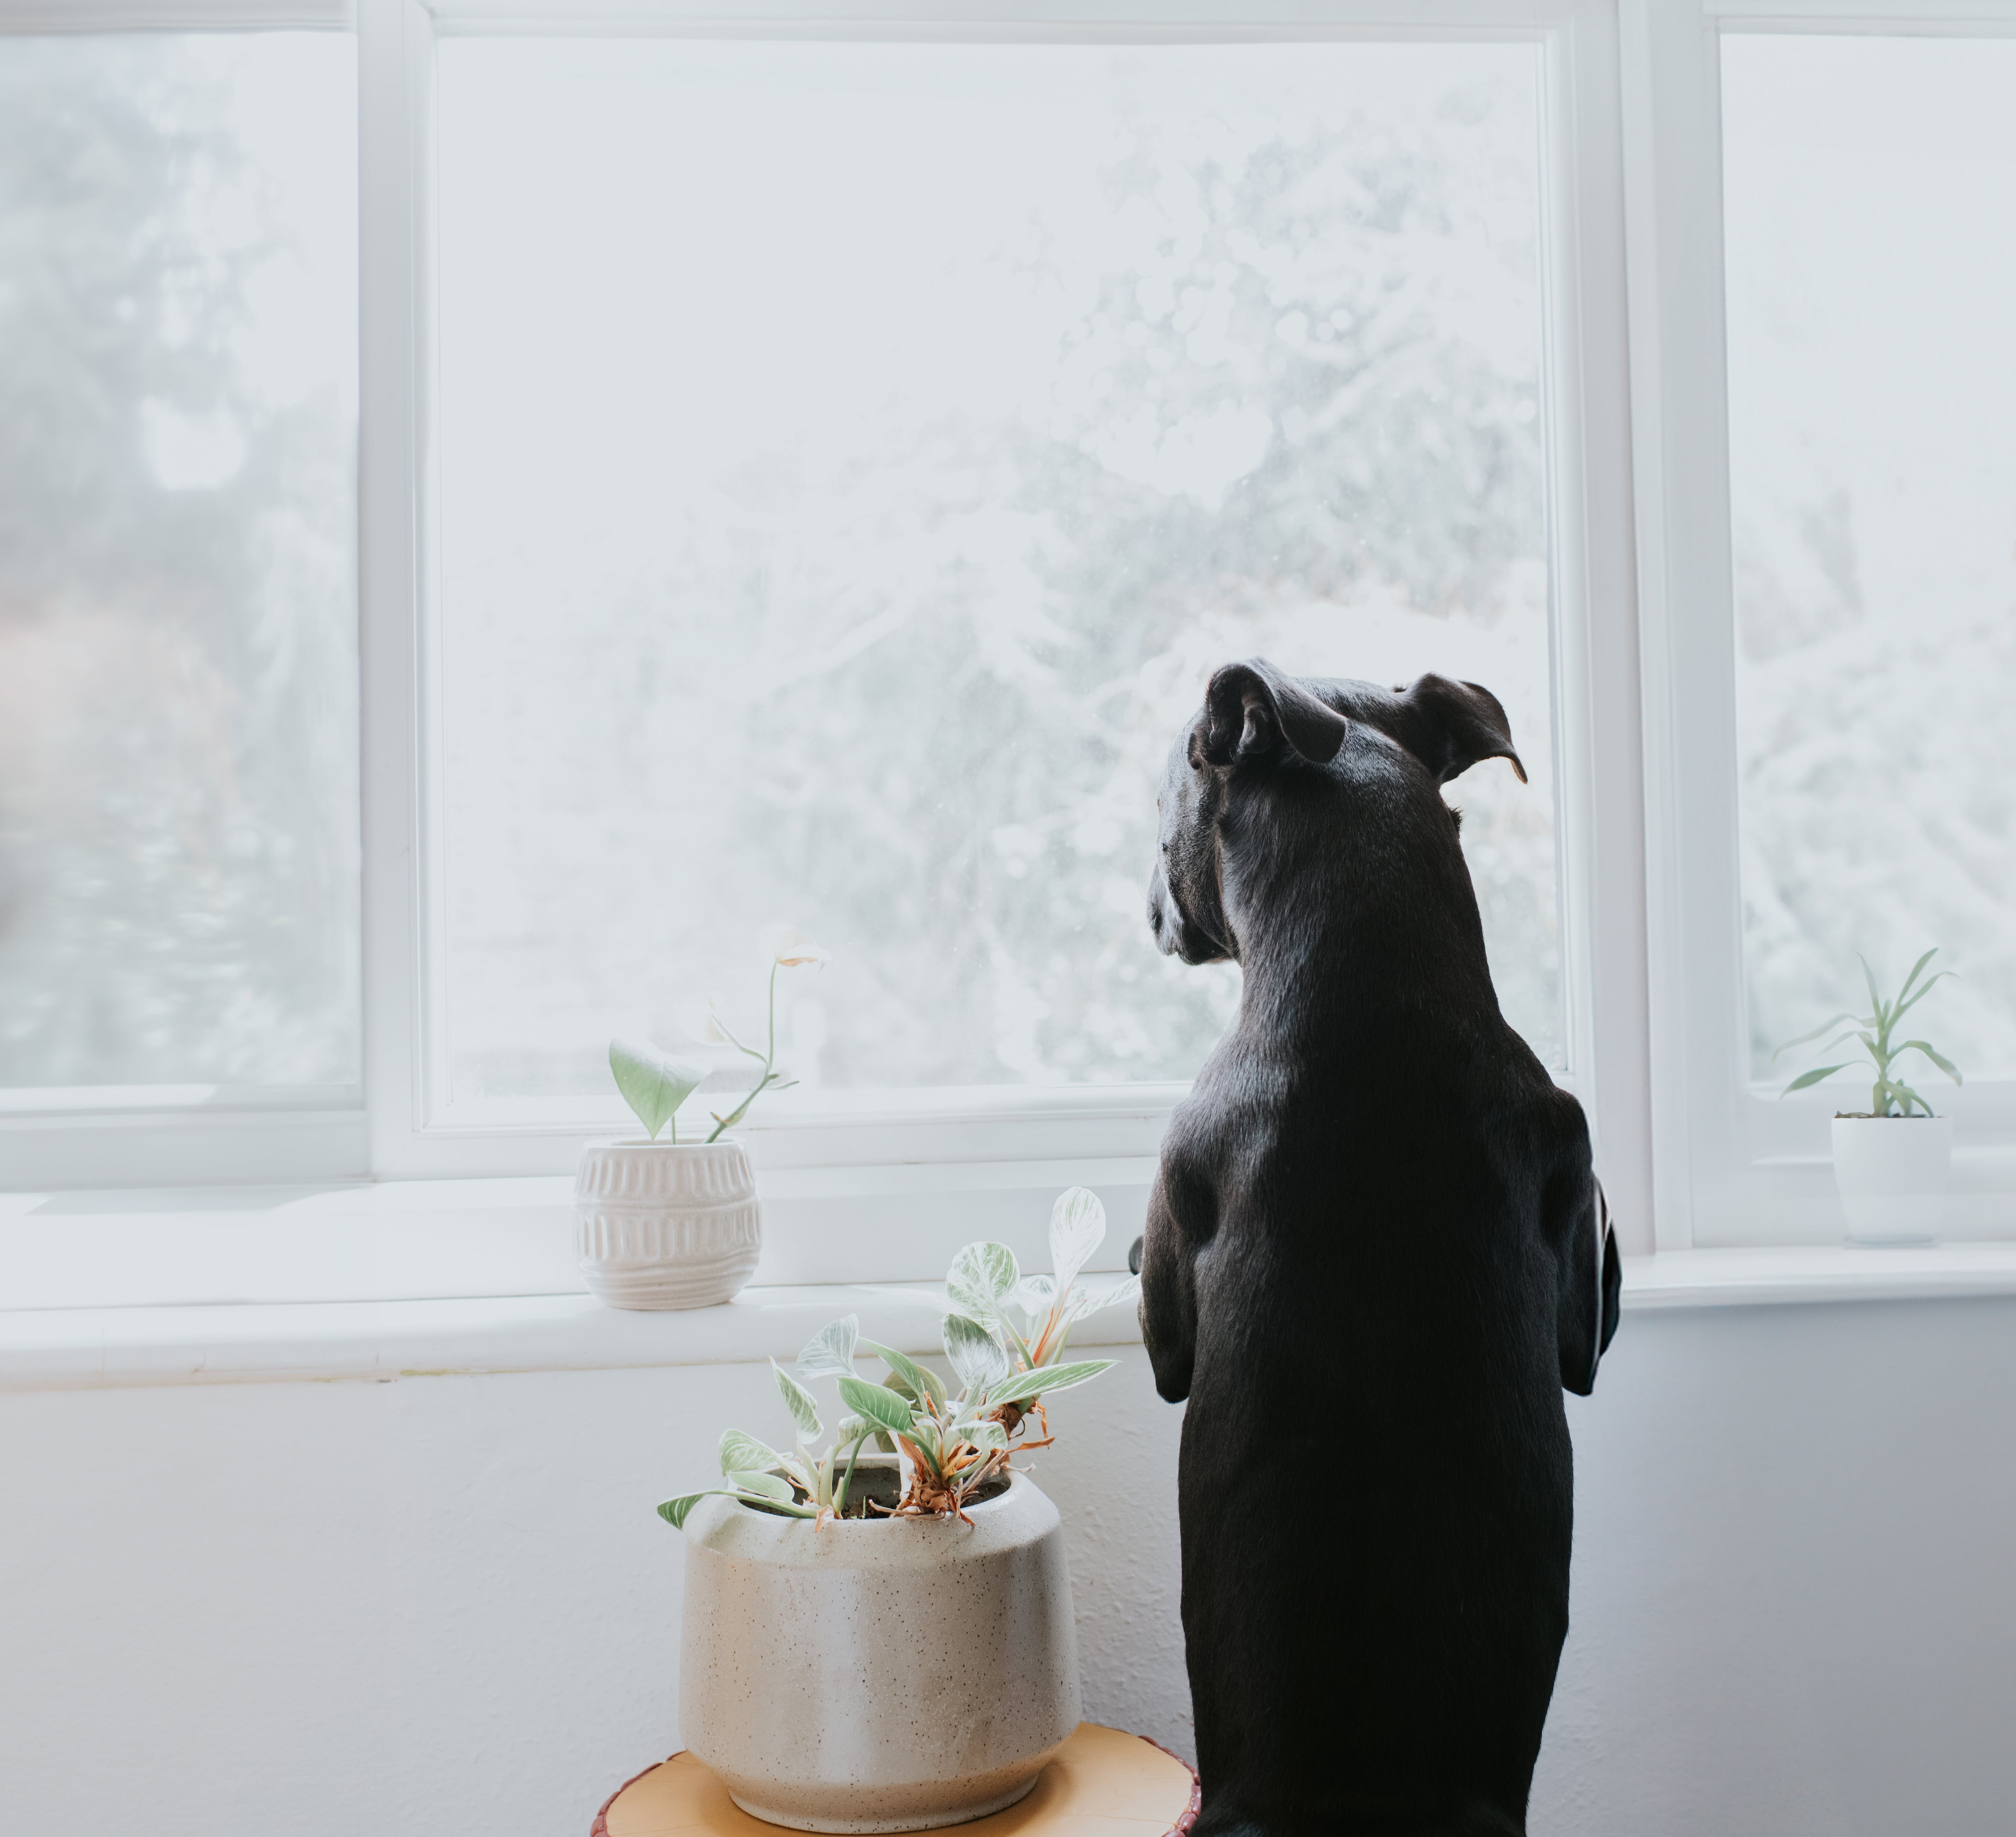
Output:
[{"left": 1148, "top": 862, "right": 1227, "bottom": 964}]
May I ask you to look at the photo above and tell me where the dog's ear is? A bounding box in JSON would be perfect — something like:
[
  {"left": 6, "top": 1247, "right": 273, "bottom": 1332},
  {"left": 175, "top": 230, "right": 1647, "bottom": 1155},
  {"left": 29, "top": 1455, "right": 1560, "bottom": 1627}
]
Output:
[
  {"left": 1197, "top": 658, "right": 1349, "bottom": 769},
  {"left": 1400, "top": 674, "right": 1528, "bottom": 785}
]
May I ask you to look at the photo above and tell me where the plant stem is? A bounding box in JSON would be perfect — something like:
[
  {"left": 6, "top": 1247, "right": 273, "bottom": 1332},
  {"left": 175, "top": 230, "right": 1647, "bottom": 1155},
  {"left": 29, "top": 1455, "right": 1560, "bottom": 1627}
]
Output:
[
  {"left": 707, "top": 963, "right": 781, "bottom": 1143},
  {"left": 834, "top": 1432, "right": 867, "bottom": 1518}
]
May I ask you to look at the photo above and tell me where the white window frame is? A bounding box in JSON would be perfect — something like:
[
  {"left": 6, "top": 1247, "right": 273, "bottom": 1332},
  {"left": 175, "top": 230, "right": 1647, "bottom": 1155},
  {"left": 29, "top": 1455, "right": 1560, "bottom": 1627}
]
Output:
[
  {"left": 1624, "top": 0, "right": 2016, "bottom": 1249},
  {"left": 2, "top": 0, "right": 1654, "bottom": 1263}
]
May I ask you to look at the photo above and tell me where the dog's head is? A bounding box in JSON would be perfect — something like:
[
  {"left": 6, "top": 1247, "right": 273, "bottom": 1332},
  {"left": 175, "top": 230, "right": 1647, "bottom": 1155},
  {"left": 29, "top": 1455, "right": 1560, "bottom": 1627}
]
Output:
[{"left": 1146, "top": 657, "right": 1525, "bottom": 964}]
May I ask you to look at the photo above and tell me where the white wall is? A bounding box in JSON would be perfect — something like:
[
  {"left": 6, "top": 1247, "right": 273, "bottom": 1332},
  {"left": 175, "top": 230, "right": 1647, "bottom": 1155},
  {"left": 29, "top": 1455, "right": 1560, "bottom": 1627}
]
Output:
[
  {"left": 7, "top": 1303, "right": 2016, "bottom": 1836},
  {"left": 1537, "top": 1297, "right": 2016, "bottom": 1835},
  {"left": 0, "top": 1346, "right": 1186, "bottom": 1837}
]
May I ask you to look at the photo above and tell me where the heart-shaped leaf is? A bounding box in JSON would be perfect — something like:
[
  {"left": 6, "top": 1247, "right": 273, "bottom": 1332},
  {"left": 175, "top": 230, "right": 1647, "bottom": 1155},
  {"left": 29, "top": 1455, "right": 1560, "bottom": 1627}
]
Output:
[
  {"left": 943, "top": 1310, "right": 1011, "bottom": 1396},
  {"left": 1048, "top": 1187, "right": 1106, "bottom": 1293},
  {"left": 796, "top": 1314, "right": 860, "bottom": 1381},
  {"left": 719, "top": 1429, "right": 782, "bottom": 1478},
  {"left": 837, "top": 1376, "right": 916, "bottom": 1438},
  {"left": 772, "top": 1360, "right": 822, "bottom": 1440},
  {"left": 609, "top": 1038, "right": 706, "bottom": 1141},
  {"left": 947, "top": 1241, "right": 1020, "bottom": 1320}
]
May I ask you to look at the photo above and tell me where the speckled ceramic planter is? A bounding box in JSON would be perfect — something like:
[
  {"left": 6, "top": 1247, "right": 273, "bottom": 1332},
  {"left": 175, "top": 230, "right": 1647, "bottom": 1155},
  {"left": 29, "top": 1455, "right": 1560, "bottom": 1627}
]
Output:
[
  {"left": 679, "top": 1462, "right": 1081, "bottom": 1832},
  {"left": 575, "top": 1138, "right": 761, "bottom": 1310}
]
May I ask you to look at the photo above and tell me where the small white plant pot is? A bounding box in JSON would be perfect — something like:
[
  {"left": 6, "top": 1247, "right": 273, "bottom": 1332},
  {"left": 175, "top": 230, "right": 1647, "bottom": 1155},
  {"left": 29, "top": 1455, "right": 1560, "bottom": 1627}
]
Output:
[
  {"left": 679, "top": 1463, "right": 1081, "bottom": 1832},
  {"left": 574, "top": 1137, "right": 761, "bottom": 1310},
  {"left": 1831, "top": 1114, "right": 1954, "bottom": 1245}
]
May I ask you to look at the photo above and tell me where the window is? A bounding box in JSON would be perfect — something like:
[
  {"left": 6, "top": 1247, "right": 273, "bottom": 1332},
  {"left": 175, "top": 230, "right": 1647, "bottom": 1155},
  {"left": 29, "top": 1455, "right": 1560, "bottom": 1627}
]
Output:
[
  {"left": 1724, "top": 35, "right": 2016, "bottom": 1084},
  {"left": 4, "top": 0, "right": 1651, "bottom": 1264},
  {"left": 0, "top": 33, "right": 358, "bottom": 1106},
  {"left": 430, "top": 37, "right": 1563, "bottom": 1121},
  {"left": 1633, "top": 0, "right": 2016, "bottom": 1247}
]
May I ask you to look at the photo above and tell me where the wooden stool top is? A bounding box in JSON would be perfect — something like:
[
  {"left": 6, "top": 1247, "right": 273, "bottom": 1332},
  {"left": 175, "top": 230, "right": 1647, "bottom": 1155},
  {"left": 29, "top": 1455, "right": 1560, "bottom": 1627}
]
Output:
[{"left": 594, "top": 1723, "right": 1199, "bottom": 1837}]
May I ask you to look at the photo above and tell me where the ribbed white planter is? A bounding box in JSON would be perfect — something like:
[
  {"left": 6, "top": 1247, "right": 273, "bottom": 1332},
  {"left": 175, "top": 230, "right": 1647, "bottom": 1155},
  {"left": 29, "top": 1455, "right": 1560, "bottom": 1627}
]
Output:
[
  {"left": 1832, "top": 1114, "right": 1954, "bottom": 1245},
  {"left": 680, "top": 1464, "right": 1081, "bottom": 1833},
  {"left": 574, "top": 1137, "right": 761, "bottom": 1310}
]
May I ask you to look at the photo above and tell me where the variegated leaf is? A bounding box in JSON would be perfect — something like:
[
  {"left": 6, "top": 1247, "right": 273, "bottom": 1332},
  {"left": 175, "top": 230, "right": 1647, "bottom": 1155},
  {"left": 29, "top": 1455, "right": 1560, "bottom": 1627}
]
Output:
[
  {"left": 1048, "top": 1186, "right": 1106, "bottom": 1293},
  {"left": 796, "top": 1314, "right": 860, "bottom": 1381},
  {"left": 719, "top": 1429, "right": 783, "bottom": 1478},
  {"left": 772, "top": 1359, "right": 823, "bottom": 1440},
  {"left": 946, "top": 1241, "right": 1020, "bottom": 1320},
  {"left": 943, "top": 1310, "right": 1011, "bottom": 1396}
]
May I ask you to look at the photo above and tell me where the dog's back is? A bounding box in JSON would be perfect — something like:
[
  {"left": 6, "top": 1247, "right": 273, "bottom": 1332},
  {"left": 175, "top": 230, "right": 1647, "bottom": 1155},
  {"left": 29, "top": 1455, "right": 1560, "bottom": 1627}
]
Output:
[{"left": 1141, "top": 662, "right": 1618, "bottom": 1836}]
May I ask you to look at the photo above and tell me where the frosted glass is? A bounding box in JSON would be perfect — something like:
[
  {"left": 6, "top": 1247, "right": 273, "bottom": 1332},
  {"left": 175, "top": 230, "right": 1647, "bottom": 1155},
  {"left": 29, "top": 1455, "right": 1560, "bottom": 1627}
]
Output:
[
  {"left": 1725, "top": 38, "right": 2016, "bottom": 1081},
  {"left": 435, "top": 40, "right": 1555, "bottom": 1103},
  {"left": 0, "top": 36, "right": 360, "bottom": 1092}
]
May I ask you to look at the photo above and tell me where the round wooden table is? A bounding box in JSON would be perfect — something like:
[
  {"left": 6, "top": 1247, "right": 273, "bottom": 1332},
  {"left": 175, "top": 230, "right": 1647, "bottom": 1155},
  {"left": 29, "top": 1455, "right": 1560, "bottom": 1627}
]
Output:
[{"left": 593, "top": 1723, "right": 1199, "bottom": 1837}]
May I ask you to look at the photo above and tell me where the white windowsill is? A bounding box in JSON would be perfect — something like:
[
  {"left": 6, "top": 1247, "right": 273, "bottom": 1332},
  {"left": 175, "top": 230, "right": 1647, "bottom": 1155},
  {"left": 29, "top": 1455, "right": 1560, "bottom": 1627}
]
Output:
[
  {"left": 1622, "top": 1245, "right": 2016, "bottom": 1310},
  {"left": 0, "top": 1281, "right": 1147, "bottom": 1393},
  {"left": 11, "top": 1247, "right": 2016, "bottom": 1394}
]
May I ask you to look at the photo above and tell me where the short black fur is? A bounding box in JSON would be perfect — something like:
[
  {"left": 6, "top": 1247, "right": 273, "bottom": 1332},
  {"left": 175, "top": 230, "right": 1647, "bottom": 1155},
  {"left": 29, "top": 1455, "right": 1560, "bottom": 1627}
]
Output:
[{"left": 1141, "top": 659, "right": 1620, "bottom": 1837}]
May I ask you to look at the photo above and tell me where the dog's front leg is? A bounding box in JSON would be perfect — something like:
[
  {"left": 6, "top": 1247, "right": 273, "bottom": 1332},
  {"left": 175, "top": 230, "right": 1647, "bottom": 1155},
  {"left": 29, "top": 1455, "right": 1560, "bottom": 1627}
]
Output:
[{"left": 1139, "top": 1162, "right": 1204, "bottom": 1404}]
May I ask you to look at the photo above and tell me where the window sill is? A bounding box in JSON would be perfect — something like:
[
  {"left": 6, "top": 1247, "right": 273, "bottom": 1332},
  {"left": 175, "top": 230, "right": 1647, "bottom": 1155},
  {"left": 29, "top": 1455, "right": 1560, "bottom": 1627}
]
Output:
[
  {"left": 13, "top": 1246, "right": 2016, "bottom": 1395},
  {"left": 1622, "top": 1244, "right": 2016, "bottom": 1310},
  {"left": 0, "top": 1279, "right": 1148, "bottom": 1393}
]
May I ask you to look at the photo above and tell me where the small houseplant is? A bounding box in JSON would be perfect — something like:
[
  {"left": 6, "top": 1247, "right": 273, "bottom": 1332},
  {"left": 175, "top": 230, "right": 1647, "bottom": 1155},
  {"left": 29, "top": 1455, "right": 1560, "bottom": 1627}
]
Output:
[
  {"left": 573, "top": 934, "right": 823, "bottom": 1309},
  {"left": 1776, "top": 948, "right": 1962, "bottom": 1243},
  {"left": 662, "top": 1189, "right": 1139, "bottom": 1832}
]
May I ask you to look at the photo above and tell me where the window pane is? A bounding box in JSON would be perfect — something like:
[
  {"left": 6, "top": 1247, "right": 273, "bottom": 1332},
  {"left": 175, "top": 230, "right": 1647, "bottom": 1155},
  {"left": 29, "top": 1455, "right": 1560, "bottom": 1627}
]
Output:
[
  {"left": 436, "top": 40, "right": 1556, "bottom": 1106},
  {"left": 0, "top": 36, "right": 360, "bottom": 1091},
  {"left": 1725, "top": 38, "right": 2016, "bottom": 1081}
]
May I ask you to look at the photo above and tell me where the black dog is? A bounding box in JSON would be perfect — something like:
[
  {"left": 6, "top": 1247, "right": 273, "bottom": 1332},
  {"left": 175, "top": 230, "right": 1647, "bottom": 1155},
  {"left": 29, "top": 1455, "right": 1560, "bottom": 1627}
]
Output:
[{"left": 1139, "top": 658, "right": 1619, "bottom": 1837}]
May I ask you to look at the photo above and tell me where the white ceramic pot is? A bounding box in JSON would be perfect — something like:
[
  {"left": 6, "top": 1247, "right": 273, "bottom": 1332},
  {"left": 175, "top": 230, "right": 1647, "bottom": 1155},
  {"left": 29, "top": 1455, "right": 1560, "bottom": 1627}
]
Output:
[
  {"left": 679, "top": 1463, "right": 1081, "bottom": 1833},
  {"left": 1831, "top": 1114, "right": 1954, "bottom": 1245},
  {"left": 574, "top": 1137, "right": 761, "bottom": 1309}
]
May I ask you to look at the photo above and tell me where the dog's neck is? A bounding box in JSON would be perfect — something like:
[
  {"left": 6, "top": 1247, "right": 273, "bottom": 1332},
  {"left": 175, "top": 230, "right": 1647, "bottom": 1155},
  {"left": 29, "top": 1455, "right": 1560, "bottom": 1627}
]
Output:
[{"left": 1220, "top": 776, "right": 1502, "bottom": 1058}]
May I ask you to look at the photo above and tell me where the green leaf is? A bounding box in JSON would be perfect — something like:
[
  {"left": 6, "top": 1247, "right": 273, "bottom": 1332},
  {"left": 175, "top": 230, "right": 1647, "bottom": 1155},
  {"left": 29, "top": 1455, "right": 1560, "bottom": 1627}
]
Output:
[
  {"left": 987, "top": 1358, "right": 1116, "bottom": 1408},
  {"left": 967, "top": 1419, "right": 1008, "bottom": 1454},
  {"left": 658, "top": 1490, "right": 727, "bottom": 1530},
  {"left": 947, "top": 1241, "right": 1020, "bottom": 1321},
  {"left": 943, "top": 1311, "right": 1011, "bottom": 1395},
  {"left": 726, "top": 1469, "right": 793, "bottom": 1501},
  {"left": 1899, "top": 1040, "right": 1961, "bottom": 1083},
  {"left": 1894, "top": 972, "right": 1955, "bottom": 1022},
  {"left": 1773, "top": 1012, "right": 1859, "bottom": 1058},
  {"left": 1894, "top": 948, "right": 1940, "bottom": 1007},
  {"left": 1783, "top": 1064, "right": 1849, "bottom": 1093},
  {"left": 1859, "top": 955, "right": 1885, "bottom": 1027},
  {"left": 796, "top": 1314, "right": 860, "bottom": 1381},
  {"left": 859, "top": 1339, "right": 947, "bottom": 1412},
  {"left": 608, "top": 1039, "right": 706, "bottom": 1141},
  {"left": 1048, "top": 1187, "right": 1106, "bottom": 1293},
  {"left": 772, "top": 1360, "right": 822, "bottom": 1440},
  {"left": 837, "top": 1375, "right": 916, "bottom": 1438},
  {"left": 719, "top": 1429, "right": 782, "bottom": 1478}
]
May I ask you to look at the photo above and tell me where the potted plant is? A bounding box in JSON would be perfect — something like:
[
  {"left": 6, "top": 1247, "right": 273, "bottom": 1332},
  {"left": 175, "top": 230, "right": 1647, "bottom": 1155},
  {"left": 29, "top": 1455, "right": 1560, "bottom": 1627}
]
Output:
[
  {"left": 1776, "top": 948, "right": 1963, "bottom": 1244},
  {"left": 658, "top": 1188, "right": 1140, "bottom": 1833},
  {"left": 575, "top": 935, "right": 823, "bottom": 1309}
]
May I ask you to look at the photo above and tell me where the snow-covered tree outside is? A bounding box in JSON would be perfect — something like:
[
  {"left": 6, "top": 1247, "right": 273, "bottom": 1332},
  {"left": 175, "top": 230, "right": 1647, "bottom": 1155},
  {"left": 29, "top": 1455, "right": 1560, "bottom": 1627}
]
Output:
[
  {"left": 433, "top": 39, "right": 1560, "bottom": 1106},
  {"left": 1725, "top": 37, "right": 2016, "bottom": 1082}
]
